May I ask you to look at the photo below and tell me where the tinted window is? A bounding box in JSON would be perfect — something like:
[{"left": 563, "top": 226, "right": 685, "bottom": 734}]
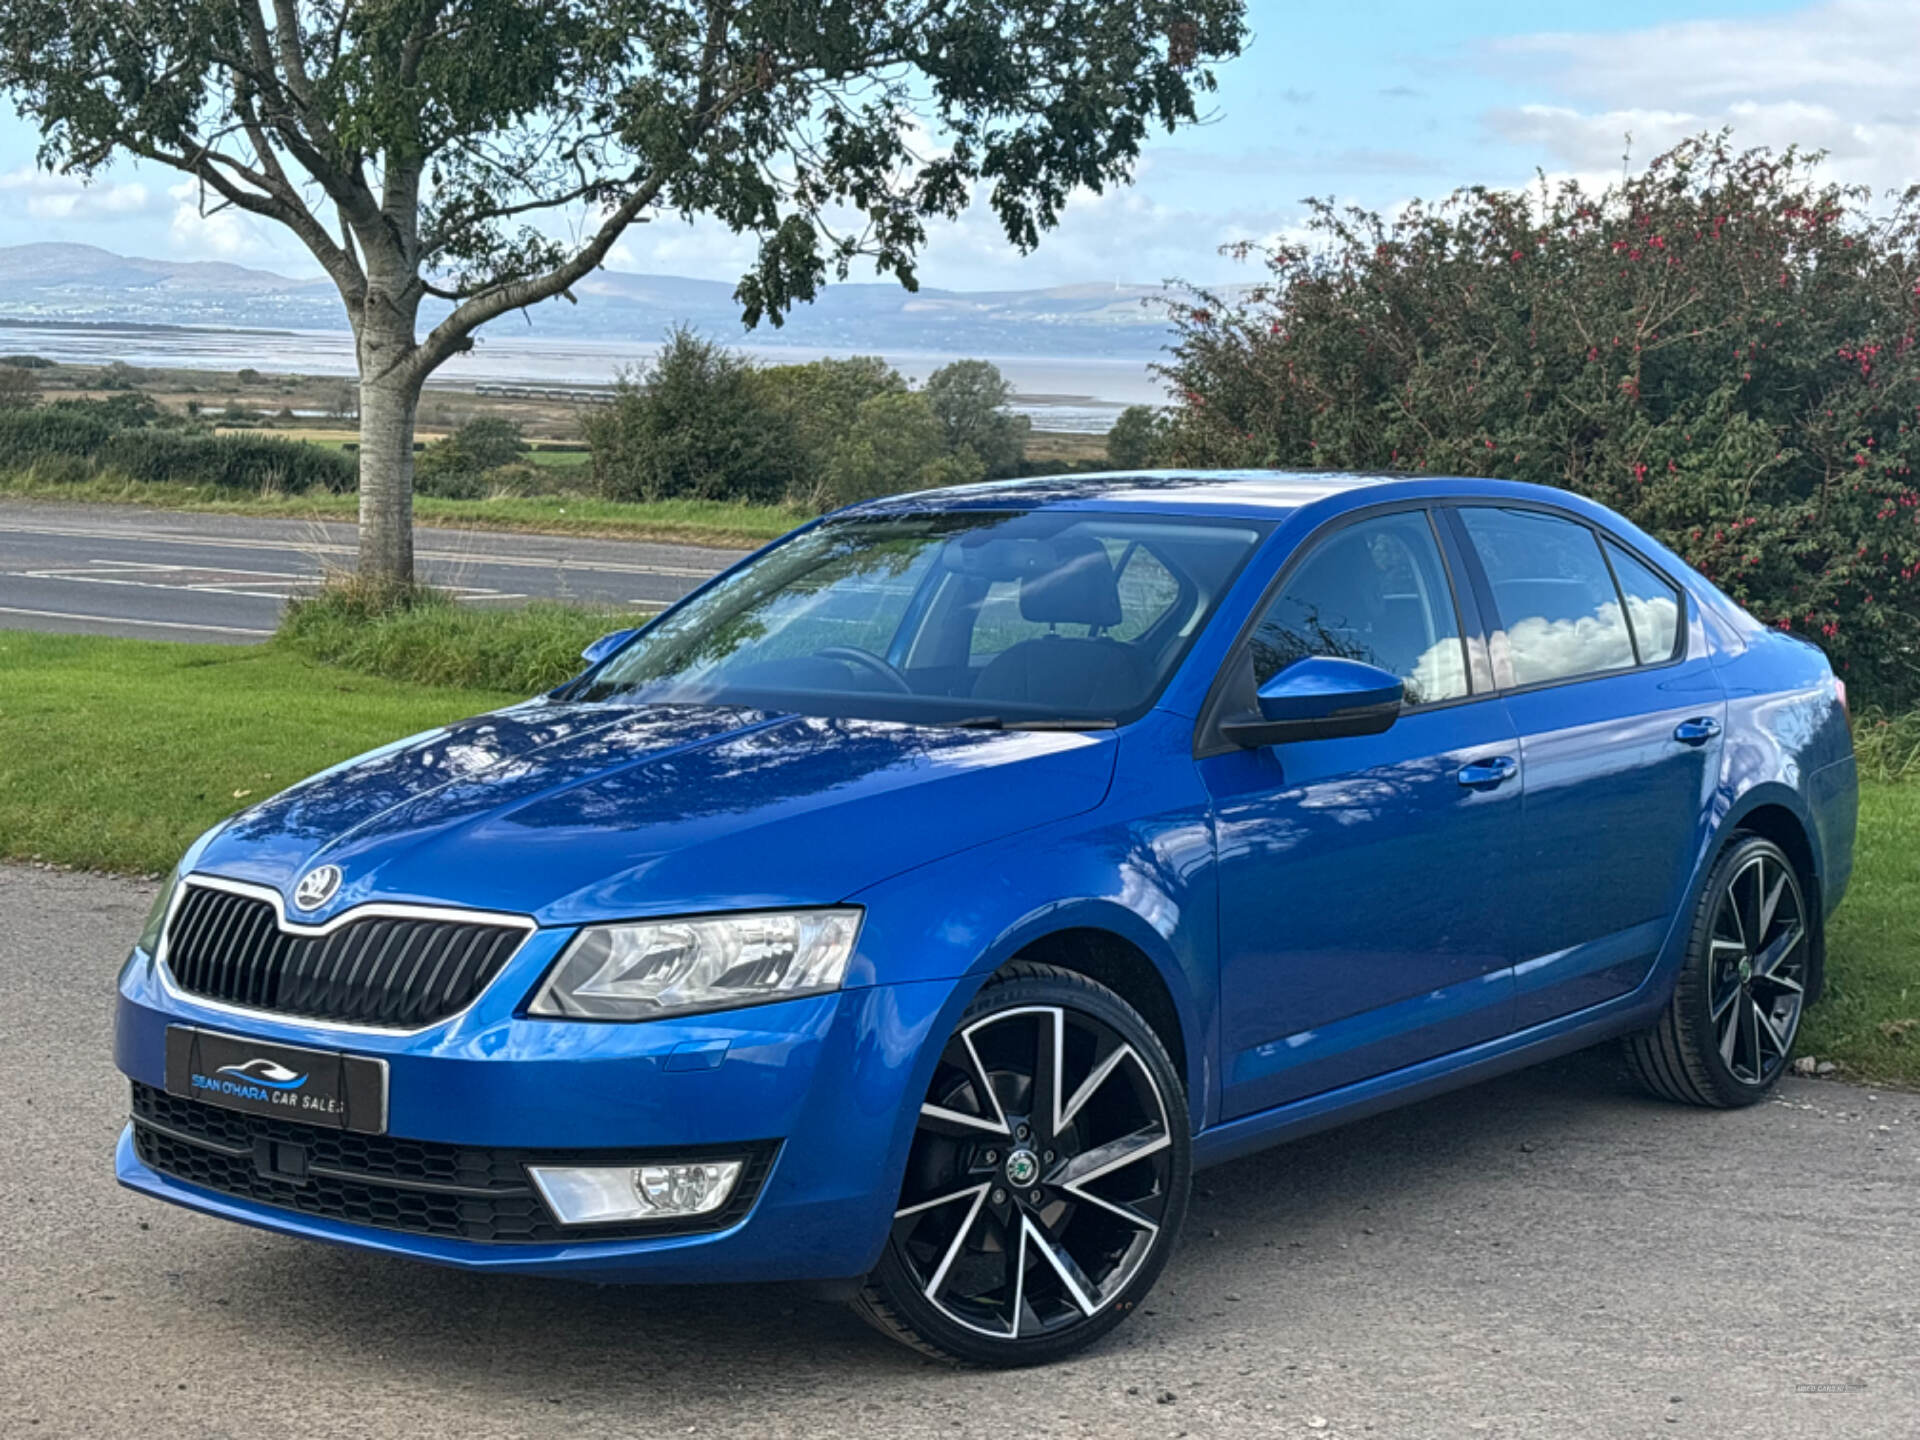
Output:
[
  {"left": 1250, "top": 511, "right": 1468, "bottom": 705},
  {"left": 1604, "top": 539, "right": 1684, "bottom": 663},
  {"left": 1458, "top": 507, "right": 1634, "bottom": 687}
]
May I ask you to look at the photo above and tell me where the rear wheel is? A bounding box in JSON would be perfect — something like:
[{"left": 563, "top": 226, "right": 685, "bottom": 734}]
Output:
[
  {"left": 1626, "top": 834, "right": 1810, "bottom": 1107},
  {"left": 854, "top": 962, "right": 1190, "bottom": 1365}
]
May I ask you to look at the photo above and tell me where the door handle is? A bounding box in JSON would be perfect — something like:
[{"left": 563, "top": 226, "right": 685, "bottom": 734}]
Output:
[
  {"left": 1457, "top": 755, "right": 1518, "bottom": 789},
  {"left": 1673, "top": 716, "right": 1722, "bottom": 746}
]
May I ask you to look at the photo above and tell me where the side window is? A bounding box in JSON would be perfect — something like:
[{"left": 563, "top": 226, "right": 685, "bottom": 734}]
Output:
[
  {"left": 1604, "top": 539, "right": 1684, "bottom": 664},
  {"left": 1108, "top": 544, "right": 1182, "bottom": 643},
  {"left": 1458, "top": 507, "right": 1634, "bottom": 687},
  {"left": 1250, "top": 511, "right": 1469, "bottom": 705}
]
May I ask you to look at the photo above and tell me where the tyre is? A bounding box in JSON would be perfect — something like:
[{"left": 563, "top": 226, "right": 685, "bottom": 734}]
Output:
[
  {"left": 854, "top": 961, "right": 1191, "bottom": 1365},
  {"left": 1625, "top": 833, "right": 1811, "bottom": 1107}
]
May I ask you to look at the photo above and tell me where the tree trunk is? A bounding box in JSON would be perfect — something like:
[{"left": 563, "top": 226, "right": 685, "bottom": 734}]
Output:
[{"left": 354, "top": 324, "right": 423, "bottom": 590}]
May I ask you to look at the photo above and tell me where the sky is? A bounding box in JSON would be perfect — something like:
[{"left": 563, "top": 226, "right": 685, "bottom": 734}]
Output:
[{"left": 1, "top": 0, "right": 1914, "bottom": 292}]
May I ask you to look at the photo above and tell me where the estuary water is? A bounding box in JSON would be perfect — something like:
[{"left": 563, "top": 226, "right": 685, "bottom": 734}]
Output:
[{"left": 0, "top": 322, "right": 1165, "bottom": 433}]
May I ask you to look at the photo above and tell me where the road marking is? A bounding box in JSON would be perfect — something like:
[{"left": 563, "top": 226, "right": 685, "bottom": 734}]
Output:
[
  {"left": 0, "top": 519, "right": 726, "bottom": 578},
  {"left": 0, "top": 604, "right": 275, "bottom": 637},
  {"left": 17, "top": 560, "right": 526, "bottom": 604}
]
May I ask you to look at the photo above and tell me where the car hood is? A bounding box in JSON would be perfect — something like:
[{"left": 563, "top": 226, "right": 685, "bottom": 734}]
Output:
[{"left": 197, "top": 701, "right": 1117, "bottom": 925}]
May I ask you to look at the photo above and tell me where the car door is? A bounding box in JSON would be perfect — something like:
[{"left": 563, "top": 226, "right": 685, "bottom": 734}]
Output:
[
  {"left": 1196, "top": 507, "right": 1522, "bottom": 1121},
  {"left": 1446, "top": 504, "right": 1726, "bottom": 1028}
]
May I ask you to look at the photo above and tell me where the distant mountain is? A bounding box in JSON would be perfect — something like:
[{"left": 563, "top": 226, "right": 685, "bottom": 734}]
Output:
[{"left": 0, "top": 243, "right": 1180, "bottom": 357}]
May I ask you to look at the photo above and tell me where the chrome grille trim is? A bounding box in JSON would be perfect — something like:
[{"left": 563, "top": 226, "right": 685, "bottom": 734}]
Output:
[{"left": 154, "top": 874, "right": 537, "bottom": 1035}]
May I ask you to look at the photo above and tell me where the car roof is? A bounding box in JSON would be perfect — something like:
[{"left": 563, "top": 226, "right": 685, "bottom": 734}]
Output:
[{"left": 841, "top": 469, "right": 1619, "bottom": 525}]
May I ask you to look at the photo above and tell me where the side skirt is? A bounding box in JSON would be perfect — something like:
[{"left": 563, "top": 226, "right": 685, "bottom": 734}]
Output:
[{"left": 1191, "top": 983, "right": 1668, "bottom": 1171}]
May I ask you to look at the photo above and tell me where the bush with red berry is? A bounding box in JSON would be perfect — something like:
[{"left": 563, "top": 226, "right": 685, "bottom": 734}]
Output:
[{"left": 1154, "top": 134, "right": 1920, "bottom": 708}]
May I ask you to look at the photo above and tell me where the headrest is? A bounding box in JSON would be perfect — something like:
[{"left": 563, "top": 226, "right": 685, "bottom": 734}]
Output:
[{"left": 1016, "top": 534, "right": 1123, "bottom": 628}]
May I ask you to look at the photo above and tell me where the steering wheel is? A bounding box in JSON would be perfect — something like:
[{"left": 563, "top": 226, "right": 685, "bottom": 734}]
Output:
[{"left": 815, "top": 645, "right": 914, "bottom": 694}]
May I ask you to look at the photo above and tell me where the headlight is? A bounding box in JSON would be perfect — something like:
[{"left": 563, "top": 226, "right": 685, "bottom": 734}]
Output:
[{"left": 528, "top": 909, "right": 862, "bottom": 1021}]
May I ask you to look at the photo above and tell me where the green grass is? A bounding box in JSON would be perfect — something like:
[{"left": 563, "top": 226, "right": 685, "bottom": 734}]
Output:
[
  {"left": 0, "top": 467, "right": 801, "bottom": 548},
  {"left": 1801, "top": 781, "right": 1920, "bottom": 1085},
  {"left": 276, "top": 586, "right": 636, "bottom": 693},
  {"left": 0, "top": 631, "right": 516, "bottom": 875}
]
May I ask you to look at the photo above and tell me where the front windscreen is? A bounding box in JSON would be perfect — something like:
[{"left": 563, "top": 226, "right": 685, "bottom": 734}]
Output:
[{"left": 575, "top": 510, "right": 1266, "bottom": 728}]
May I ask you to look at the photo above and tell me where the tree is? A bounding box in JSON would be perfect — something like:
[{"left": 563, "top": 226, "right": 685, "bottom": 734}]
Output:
[
  {"left": 1105, "top": 404, "right": 1163, "bottom": 467},
  {"left": 1, "top": 2, "right": 1246, "bottom": 589},
  {"left": 824, "top": 390, "right": 969, "bottom": 504},
  {"left": 924, "top": 359, "right": 1030, "bottom": 476},
  {"left": 586, "top": 328, "right": 792, "bottom": 503},
  {"left": 1155, "top": 134, "right": 1920, "bottom": 709}
]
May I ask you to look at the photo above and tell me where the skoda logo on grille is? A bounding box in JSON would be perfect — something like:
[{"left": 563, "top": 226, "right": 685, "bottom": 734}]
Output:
[{"left": 293, "top": 864, "right": 342, "bottom": 911}]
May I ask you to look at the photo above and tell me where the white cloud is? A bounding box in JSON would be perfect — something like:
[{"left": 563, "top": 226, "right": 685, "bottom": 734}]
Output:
[
  {"left": 1483, "top": 1, "right": 1920, "bottom": 197},
  {"left": 166, "top": 178, "right": 290, "bottom": 262},
  {"left": 0, "top": 166, "right": 155, "bottom": 220}
]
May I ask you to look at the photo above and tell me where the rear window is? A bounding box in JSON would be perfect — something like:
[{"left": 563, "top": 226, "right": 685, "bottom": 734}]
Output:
[{"left": 1458, "top": 507, "right": 1635, "bottom": 687}]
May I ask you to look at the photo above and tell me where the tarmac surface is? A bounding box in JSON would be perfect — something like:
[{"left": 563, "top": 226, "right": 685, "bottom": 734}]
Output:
[{"left": 0, "top": 862, "right": 1913, "bottom": 1438}]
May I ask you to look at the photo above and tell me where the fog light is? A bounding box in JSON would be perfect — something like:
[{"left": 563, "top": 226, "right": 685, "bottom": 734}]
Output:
[{"left": 528, "top": 1160, "right": 744, "bottom": 1225}]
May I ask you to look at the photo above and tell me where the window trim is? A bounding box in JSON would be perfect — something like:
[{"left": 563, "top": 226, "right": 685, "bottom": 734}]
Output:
[
  {"left": 1192, "top": 502, "right": 1488, "bottom": 760},
  {"left": 1598, "top": 534, "right": 1687, "bottom": 668},
  {"left": 1439, "top": 500, "right": 1692, "bottom": 698}
]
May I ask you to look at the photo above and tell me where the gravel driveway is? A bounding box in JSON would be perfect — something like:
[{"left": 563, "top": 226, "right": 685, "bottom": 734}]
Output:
[{"left": 1, "top": 863, "right": 1912, "bottom": 1438}]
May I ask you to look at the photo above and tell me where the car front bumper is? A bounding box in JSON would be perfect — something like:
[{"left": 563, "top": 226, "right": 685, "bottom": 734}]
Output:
[{"left": 113, "top": 946, "right": 956, "bottom": 1283}]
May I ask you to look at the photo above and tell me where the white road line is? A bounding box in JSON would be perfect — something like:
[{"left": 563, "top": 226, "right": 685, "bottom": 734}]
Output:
[
  {"left": 17, "top": 568, "right": 527, "bottom": 603},
  {"left": 0, "top": 520, "right": 725, "bottom": 578},
  {"left": 0, "top": 604, "right": 274, "bottom": 637}
]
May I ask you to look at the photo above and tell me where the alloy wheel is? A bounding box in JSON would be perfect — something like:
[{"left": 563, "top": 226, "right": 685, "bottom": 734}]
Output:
[
  {"left": 1707, "top": 849, "right": 1807, "bottom": 1086},
  {"left": 890, "top": 1003, "right": 1176, "bottom": 1341}
]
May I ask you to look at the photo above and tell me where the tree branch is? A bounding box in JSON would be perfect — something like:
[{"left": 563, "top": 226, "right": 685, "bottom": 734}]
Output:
[{"left": 409, "top": 177, "right": 664, "bottom": 381}]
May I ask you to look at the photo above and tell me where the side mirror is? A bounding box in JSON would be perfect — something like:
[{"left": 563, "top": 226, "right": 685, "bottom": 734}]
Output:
[
  {"left": 1222, "top": 656, "right": 1405, "bottom": 748},
  {"left": 579, "top": 628, "right": 640, "bottom": 666}
]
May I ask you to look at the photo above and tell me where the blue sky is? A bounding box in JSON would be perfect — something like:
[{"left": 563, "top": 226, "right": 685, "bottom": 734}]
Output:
[{"left": 2, "top": 0, "right": 1909, "bottom": 290}]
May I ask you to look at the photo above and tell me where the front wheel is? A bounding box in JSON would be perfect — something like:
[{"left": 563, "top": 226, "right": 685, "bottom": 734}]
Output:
[
  {"left": 1626, "top": 833, "right": 1811, "bottom": 1107},
  {"left": 853, "top": 961, "right": 1191, "bottom": 1365}
]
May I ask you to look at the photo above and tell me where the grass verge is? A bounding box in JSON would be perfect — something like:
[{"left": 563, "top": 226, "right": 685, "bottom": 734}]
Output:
[
  {"left": 0, "top": 631, "right": 515, "bottom": 875},
  {"left": 0, "top": 468, "right": 800, "bottom": 549},
  {"left": 276, "top": 585, "right": 632, "bottom": 693},
  {"left": 1800, "top": 780, "right": 1920, "bottom": 1085}
]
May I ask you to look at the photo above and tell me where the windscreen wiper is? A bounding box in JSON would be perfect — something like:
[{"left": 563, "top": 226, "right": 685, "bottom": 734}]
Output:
[{"left": 943, "top": 716, "right": 1119, "bottom": 731}]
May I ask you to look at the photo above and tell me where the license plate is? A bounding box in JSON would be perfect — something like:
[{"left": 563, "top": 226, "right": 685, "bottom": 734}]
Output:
[{"left": 164, "top": 1027, "right": 388, "bottom": 1134}]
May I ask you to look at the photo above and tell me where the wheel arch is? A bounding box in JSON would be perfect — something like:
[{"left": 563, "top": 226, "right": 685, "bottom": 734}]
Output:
[
  {"left": 1002, "top": 927, "right": 1190, "bottom": 1101},
  {"left": 1720, "top": 791, "right": 1827, "bottom": 1001}
]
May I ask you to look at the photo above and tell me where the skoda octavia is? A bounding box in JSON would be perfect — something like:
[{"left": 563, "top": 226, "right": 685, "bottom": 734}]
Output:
[{"left": 116, "top": 472, "right": 1856, "bottom": 1365}]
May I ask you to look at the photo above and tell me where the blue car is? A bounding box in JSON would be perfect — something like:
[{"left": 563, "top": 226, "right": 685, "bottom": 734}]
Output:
[{"left": 115, "top": 472, "right": 1857, "bottom": 1365}]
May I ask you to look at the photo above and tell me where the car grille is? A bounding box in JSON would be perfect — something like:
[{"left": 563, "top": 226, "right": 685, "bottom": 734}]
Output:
[
  {"left": 131, "top": 1084, "right": 778, "bottom": 1244},
  {"left": 162, "top": 883, "right": 529, "bottom": 1029}
]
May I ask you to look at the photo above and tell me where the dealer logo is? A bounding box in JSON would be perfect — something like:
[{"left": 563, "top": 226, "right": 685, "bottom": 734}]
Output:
[
  {"left": 214, "top": 1058, "right": 309, "bottom": 1092},
  {"left": 293, "top": 864, "right": 342, "bottom": 911}
]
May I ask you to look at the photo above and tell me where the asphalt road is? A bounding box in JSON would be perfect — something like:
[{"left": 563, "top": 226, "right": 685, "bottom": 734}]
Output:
[
  {"left": 0, "top": 500, "right": 744, "bottom": 642},
  {"left": 2, "top": 864, "right": 1914, "bottom": 1439}
]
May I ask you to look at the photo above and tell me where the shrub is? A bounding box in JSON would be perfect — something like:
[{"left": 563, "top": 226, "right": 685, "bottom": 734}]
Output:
[
  {"left": 95, "top": 360, "right": 147, "bottom": 390},
  {"left": 95, "top": 431, "right": 356, "bottom": 493},
  {"left": 1105, "top": 405, "right": 1164, "bottom": 468},
  {"left": 1155, "top": 134, "right": 1920, "bottom": 709},
  {"left": 415, "top": 415, "right": 531, "bottom": 496},
  {"left": 0, "top": 405, "right": 118, "bottom": 459},
  {"left": 0, "top": 366, "right": 38, "bottom": 409},
  {"left": 924, "top": 359, "right": 1030, "bottom": 477},
  {"left": 0, "top": 353, "right": 53, "bottom": 369},
  {"left": 586, "top": 328, "right": 791, "bottom": 503}
]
